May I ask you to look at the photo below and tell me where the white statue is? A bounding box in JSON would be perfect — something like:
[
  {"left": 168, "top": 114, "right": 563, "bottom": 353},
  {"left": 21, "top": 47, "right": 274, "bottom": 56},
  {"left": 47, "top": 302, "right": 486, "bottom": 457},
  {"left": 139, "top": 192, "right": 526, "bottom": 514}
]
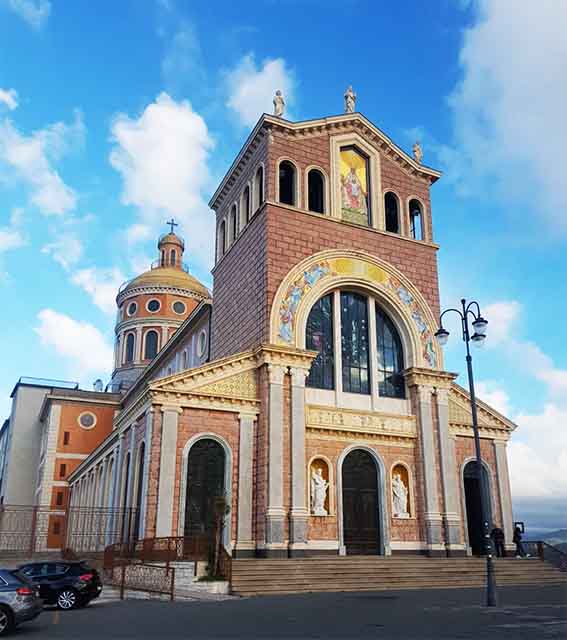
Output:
[
  {"left": 344, "top": 85, "right": 356, "bottom": 113},
  {"left": 392, "top": 472, "right": 409, "bottom": 518},
  {"left": 310, "top": 467, "right": 329, "bottom": 516},
  {"left": 412, "top": 141, "right": 423, "bottom": 164},
  {"left": 273, "top": 90, "right": 285, "bottom": 118}
]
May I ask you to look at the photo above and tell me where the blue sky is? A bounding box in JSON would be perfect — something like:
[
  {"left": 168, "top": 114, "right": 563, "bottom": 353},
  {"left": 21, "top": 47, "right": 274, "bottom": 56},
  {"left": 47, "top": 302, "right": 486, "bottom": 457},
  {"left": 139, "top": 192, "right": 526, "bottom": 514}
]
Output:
[{"left": 1, "top": 0, "right": 565, "bottom": 531}]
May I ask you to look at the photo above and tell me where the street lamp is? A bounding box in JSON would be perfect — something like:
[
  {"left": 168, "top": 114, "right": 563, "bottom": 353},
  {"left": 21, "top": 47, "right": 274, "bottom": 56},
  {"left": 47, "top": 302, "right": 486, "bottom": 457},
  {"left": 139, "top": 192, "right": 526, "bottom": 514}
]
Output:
[{"left": 434, "top": 298, "right": 497, "bottom": 608}]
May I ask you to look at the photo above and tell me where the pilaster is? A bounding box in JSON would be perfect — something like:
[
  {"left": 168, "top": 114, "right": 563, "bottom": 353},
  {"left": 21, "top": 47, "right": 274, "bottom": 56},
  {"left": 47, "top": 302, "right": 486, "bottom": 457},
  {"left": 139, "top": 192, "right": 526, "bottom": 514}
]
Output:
[
  {"left": 235, "top": 412, "right": 256, "bottom": 557},
  {"left": 289, "top": 366, "right": 310, "bottom": 554},
  {"left": 494, "top": 441, "right": 514, "bottom": 547},
  {"left": 155, "top": 406, "right": 180, "bottom": 537},
  {"left": 135, "top": 327, "right": 143, "bottom": 362}
]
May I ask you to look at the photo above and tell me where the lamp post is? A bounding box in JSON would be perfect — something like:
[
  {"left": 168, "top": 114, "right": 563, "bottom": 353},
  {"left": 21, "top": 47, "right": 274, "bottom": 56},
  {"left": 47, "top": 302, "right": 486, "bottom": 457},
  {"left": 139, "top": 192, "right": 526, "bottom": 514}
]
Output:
[{"left": 434, "top": 298, "right": 496, "bottom": 607}]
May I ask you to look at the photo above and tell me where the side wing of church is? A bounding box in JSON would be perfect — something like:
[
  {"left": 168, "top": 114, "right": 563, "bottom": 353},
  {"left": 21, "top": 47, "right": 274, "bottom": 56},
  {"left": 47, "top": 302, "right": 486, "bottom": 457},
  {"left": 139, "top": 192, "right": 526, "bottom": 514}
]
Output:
[{"left": 60, "top": 107, "right": 516, "bottom": 558}]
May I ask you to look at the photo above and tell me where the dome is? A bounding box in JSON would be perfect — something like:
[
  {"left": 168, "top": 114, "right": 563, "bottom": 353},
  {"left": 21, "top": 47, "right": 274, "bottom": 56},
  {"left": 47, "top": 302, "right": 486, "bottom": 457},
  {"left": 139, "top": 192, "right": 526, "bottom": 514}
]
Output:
[
  {"left": 121, "top": 266, "right": 210, "bottom": 298},
  {"left": 158, "top": 232, "right": 185, "bottom": 250}
]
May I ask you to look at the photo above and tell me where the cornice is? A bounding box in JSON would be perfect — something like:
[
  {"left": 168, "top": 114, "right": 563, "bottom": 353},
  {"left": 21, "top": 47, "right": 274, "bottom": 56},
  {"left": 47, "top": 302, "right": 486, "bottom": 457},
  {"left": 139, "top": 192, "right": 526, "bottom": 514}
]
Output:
[
  {"left": 404, "top": 367, "right": 458, "bottom": 389},
  {"left": 115, "top": 317, "right": 184, "bottom": 334},
  {"left": 116, "top": 284, "right": 208, "bottom": 306},
  {"left": 254, "top": 343, "right": 318, "bottom": 370}
]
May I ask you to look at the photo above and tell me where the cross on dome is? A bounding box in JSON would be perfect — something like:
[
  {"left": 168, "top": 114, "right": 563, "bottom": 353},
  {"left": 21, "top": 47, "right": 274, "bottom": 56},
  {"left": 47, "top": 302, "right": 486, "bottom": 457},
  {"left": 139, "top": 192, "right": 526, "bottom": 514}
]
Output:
[{"left": 166, "top": 218, "right": 178, "bottom": 234}]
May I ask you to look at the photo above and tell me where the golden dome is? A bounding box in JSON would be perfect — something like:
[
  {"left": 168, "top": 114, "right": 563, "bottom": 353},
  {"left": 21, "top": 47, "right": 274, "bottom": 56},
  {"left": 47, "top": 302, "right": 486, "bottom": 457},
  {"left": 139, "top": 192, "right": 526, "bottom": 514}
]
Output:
[{"left": 122, "top": 266, "right": 210, "bottom": 298}]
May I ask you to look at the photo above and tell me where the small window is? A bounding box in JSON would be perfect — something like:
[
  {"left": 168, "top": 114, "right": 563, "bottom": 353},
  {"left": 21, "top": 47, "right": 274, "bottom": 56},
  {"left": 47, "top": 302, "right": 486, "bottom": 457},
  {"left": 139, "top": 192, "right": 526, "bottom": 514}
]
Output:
[
  {"left": 59, "top": 464, "right": 67, "bottom": 479},
  {"left": 197, "top": 330, "right": 207, "bottom": 357},
  {"left": 384, "top": 192, "right": 400, "bottom": 234},
  {"left": 147, "top": 299, "right": 161, "bottom": 313},
  {"left": 254, "top": 166, "right": 264, "bottom": 211},
  {"left": 219, "top": 220, "right": 226, "bottom": 256},
  {"left": 173, "top": 301, "right": 186, "bottom": 314},
  {"left": 409, "top": 199, "right": 424, "bottom": 241},
  {"left": 144, "top": 330, "right": 159, "bottom": 360},
  {"left": 181, "top": 350, "right": 187, "bottom": 369},
  {"left": 78, "top": 412, "right": 97, "bottom": 429},
  {"left": 127, "top": 302, "right": 137, "bottom": 316},
  {"left": 243, "top": 186, "right": 250, "bottom": 224},
  {"left": 170, "top": 249, "right": 177, "bottom": 266},
  {"left": 308, "top": 169, "right": 325, "bottom": 214},
  {"left": 160, "top": 250, "right": 165, "bottom": 266},
  {"left": 56, "top": 491, "right": 64, "bottom": 506},
  {"left": 278, "top": 161, "right": 296, "bottom": 206},
  {"left": 125, "top": 333, "right": 135, "bottom": 363},
  {"left": 230, "top": 204, "right": 238, "bottom": 242},
  {"left": 53, "top": 521, "right": 61, "bottom": 536},
  {"left": 63, "top": 431, "right": 70, "bottom": 446}
]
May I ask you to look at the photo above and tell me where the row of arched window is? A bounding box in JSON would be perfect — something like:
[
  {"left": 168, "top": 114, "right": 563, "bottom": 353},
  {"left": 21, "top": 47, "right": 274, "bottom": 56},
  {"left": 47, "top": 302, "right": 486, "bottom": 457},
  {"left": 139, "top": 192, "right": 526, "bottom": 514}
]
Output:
[
  {"left": 160, "top": 248, "right": 178, "bottom": 268},
  {"left": 306, "top": 290, "right": 406, "bottom": 399},
  {"left": 277, "top": 158, "right": 426, "bottom": 241},
  {"left": 122, "top": 329, "right": 160, "bottom": 364},
  {"left": 218, "top": 164, "right": 264, "bottom": 258}
]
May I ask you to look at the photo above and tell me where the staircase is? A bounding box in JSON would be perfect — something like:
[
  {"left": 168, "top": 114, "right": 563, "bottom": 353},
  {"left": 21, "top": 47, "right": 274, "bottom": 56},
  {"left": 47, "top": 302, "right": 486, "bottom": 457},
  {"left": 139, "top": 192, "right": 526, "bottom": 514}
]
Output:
[{"left": 230, "top": 556, "right": 567, "bottom": 596}]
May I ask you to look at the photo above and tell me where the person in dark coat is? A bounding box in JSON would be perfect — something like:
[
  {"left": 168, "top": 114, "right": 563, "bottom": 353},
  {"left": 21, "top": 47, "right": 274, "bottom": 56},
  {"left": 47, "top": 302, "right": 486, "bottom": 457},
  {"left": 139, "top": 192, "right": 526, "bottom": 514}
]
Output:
[
  {"left": 513, "top": 525, "right": 526, "bottom": 558},
  {"left": 491, "top": 526, "right": 506, "bottom": 557}
]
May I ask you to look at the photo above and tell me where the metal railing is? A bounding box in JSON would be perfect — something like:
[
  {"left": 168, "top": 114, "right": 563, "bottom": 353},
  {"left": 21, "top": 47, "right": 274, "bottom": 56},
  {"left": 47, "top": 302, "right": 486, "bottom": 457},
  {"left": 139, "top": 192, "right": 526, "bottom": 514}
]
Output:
[
  {"left": 525, "top": 541, "right": 567, "bottom": 571},
  {"left": 106, "top": 562, "right": 175, "bottom": 601}
]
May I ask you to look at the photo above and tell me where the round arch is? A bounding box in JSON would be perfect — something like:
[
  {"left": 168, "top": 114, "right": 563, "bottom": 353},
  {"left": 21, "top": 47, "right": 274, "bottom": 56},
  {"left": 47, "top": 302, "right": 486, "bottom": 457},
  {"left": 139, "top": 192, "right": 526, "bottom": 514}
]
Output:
[
  {"left": 461, "top": 457, "right": 495, "bottom": 555},
  {"left": 389, "top": 460, "right": 416, "bottom": 519},
  {"left": 336, "top": 444, "right": 389, "bottom": 556},
  {"left": 270, "top": 249, "right": 441, "bottom": 370},
  {"left": 177, "top": 433, "right": 233, "bottom": 546}
]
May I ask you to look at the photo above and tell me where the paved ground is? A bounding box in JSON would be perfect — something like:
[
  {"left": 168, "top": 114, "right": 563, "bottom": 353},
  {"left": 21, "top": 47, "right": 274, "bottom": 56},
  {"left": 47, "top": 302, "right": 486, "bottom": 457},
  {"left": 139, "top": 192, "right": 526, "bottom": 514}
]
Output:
[{"left": 13, "top": 584, "right": 567, "bottom": 639}]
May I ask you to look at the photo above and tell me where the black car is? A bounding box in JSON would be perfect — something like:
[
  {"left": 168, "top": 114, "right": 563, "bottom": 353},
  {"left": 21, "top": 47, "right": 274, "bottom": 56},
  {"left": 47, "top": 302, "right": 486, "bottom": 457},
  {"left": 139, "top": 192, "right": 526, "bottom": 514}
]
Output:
[{"left": 17, "top": 561, "right": 102, "bottom": 610}]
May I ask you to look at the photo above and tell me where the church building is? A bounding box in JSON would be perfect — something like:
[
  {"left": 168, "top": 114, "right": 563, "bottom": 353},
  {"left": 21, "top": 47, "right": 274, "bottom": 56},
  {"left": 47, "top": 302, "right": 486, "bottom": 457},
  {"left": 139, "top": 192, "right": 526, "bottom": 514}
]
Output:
[{"left": 59, "top": 95, "right": 517, "bottom": 558}]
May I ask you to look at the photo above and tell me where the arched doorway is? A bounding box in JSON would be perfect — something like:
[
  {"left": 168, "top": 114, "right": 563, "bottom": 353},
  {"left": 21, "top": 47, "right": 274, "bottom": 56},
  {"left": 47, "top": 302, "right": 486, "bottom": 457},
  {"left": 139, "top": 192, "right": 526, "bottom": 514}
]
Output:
[
  {"left": 463, "top": 460, "right": 492, "bottom": 555},
  {"left": 184, "top": 439, "right": 226, "bottom": 537},
  {"left": 342, "top": 449, "right": 381, "bottom": 555}
]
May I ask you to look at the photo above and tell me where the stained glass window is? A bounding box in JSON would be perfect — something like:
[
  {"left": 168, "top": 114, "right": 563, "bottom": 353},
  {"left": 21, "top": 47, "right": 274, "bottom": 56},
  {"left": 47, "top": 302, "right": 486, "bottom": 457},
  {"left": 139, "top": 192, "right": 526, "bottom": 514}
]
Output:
[
  {"left": 306, "top": 294, "right": 334, "bottom": 390},
  {"left": 340, "top": 146, "right": 370, "bottom": 226},
  {"left": 341, "top": 292, "right": 370, "bottom": 394},
  {"left": 376, "top": 307, "right": 405, "bottom": 398}
]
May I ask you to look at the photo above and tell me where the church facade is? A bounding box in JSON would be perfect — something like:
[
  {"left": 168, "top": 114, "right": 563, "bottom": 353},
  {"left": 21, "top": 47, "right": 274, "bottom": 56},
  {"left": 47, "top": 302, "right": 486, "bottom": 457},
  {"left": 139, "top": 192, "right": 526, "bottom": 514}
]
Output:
[{"left": 66, "top": 105, "right": 517, "bottom": 558}]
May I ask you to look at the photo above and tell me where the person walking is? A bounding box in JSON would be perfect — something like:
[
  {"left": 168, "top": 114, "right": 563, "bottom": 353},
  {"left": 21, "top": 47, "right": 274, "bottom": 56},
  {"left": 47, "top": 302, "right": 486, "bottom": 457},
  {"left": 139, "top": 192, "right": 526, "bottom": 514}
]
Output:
[
  {"left": 491, "top": 526, "right": 506, "bottom": 558},
  {"left": 513, "top": 525, "right": 526, "bottom": 558}
]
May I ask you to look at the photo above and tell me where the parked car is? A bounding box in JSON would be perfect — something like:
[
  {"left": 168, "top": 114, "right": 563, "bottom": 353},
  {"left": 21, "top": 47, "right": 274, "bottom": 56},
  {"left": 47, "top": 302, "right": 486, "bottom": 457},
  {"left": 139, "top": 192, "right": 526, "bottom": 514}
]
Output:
[
  {"left": 17, "top": 561, "right": 103, "bottom": 610},
  {"left": 0, "top": 568, "right": 43, "bottom": 636}
]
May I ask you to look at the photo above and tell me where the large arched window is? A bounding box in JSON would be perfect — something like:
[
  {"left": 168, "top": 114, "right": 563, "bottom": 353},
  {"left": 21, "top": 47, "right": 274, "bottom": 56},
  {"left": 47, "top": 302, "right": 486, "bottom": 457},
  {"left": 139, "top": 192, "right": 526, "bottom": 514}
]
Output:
[
  {"left": 306, "top": 294, "right": 334, "bottom": 389},
  {"left": 144, "top": 330, "right": 158, "bottom": 360},
  {"left": 305, "top": 290, "right": 406, "bottom": 398},
  {"left": 278, "top": 160, "right": 296, "bottom": 206},
  {"left": 384, "top": 192, "right": 400, "bottom": 234},
  {"left": 375, "top": 307, "right": 405, "bottom": 398},
  {"left": 341, "top": 292, "right": 370, "bottom": 394},
  {"left": 409, "top": 199, "right": 423, "bottom": 241},
  {"left": 125, "top": 333, "right": 135, "bottom": 363},
  {"left": 254, "top": 166, "right": 264, "bottom": 211},
  {"left": 218, "top": 220, "right": 226, "bottom": 257},
  {"left": 230, "top": 204, "right": 238, "bottom": 243},
  {"left": 308, "top": 169, "right": 325, "bottom": 214},
  {"left": 243, "top": 186, "right": 250, "bottom": 225}
]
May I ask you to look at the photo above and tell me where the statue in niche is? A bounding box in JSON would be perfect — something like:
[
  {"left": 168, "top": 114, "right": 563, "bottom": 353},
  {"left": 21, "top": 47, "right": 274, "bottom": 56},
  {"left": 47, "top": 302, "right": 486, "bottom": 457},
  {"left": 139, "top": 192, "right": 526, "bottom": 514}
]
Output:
[
  {"left": 310, "top": 467, "right": 329, "bottom": 516},
  {"left": 344, "top": 85, "right": 356, "bottom": 113},
  {"left": 412, "top": 141, "right": 423, "bottom": 164},
  {"left": 392, "top": 472, "right": 409, "bottom": 518},
  {"left": 273, "top": 90, "right": 285, "bottom": 118}
]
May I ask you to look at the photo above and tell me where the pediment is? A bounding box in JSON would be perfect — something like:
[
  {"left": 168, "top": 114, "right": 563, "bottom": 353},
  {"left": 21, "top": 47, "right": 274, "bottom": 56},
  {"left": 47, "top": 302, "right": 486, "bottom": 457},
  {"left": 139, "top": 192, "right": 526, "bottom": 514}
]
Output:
[{"left": 449, "top": 383, "right": 516, "bottom": 435}]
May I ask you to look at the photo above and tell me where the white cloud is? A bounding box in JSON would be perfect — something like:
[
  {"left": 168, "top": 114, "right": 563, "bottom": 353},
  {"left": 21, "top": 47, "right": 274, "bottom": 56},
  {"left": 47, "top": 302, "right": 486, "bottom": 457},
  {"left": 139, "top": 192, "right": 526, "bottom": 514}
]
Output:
[
  {"left": 161, "top": 21, "right": 203, "bottom": 88},
  {"left": 225, "top": 54, "right": 295, "bottom": 127},
  {"left": 35, "top": 309, "right": 113, "bottom": 375},
  {"left": 475, "top": 380, "right": 511, "bottom": 416},
  {"left": 3, "top": 0, "right": 50, "bottom": 29},
  {"left": 71, "top": 267, "right": 126, "bottom": 315},
  {"left": 0, "top": 88, "right": 18, "bottom": 111},
  {"left": 483, "top": 301, "right": 520, "bottom": 345},
  {"left": 0, "top": 110, "right": 84, "bottom": 216},
  {"left": 41, "top": 232, "right": 84, "bottom": 270},
  {"left": 0, "top": 207, "right": 26, "bottom": 254},
  {"left": 109, "top": 92, "right": 215, "bottom": 269},
  {"left": 447, "top": 0, "right": 567, "bottom": 230}
]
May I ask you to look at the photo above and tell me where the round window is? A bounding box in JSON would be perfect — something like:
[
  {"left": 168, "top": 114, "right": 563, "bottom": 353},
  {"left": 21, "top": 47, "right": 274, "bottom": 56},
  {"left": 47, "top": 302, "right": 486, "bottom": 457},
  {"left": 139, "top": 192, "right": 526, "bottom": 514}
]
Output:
[
  {"left": 78, "top": 412, "right": 97, "bottom": 429},
  {"left": 173, "top": 301, "right": 186, "bottom": 315},
  {"left": 127, "top": 302, "right": 138, "bottom": 316},
  {"left": 147, "top": 299, "right": 161, "bottom": 313},
  {"left": 197, "top": 330, "right": 207, "bottom": 357}
]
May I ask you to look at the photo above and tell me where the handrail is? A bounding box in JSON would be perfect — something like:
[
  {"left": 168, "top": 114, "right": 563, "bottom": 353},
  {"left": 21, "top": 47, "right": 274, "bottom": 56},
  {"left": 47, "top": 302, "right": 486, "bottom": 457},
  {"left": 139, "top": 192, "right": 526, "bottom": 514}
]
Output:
[{"left": 525, "top": 540, "right": 567, "bottom": 571}]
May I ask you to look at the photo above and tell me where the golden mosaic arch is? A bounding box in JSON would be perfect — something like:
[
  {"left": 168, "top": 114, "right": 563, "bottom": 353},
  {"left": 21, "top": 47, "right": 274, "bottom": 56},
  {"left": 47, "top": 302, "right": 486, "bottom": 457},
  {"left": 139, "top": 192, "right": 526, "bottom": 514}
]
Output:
[{"left": 269, "top": 249, "right": 442, "bottom": 370}]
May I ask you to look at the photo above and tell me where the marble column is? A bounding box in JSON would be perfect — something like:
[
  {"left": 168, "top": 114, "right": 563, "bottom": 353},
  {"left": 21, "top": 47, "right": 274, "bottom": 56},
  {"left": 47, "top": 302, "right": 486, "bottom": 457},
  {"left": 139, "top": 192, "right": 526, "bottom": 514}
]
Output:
[
  {"left": 414, "top": 385, "right": 443, "bottom": 554},
  {"left": 235, "top": 412, "right": 256, "bottom": 557},
  {"left": 435, "top": 388, "right": 464, "bottom": 553},
  {"left": 155, "top": 407, "right": 179, "bottom": 537},
  {"left": 265, "top": 364, "right": 287, "bottom": 557},
  {"left": 289, "top": 367, "right": 310, "bottom": 555},
  {"left": 494, "top": 441, "right": 514, "bottom": 549}
]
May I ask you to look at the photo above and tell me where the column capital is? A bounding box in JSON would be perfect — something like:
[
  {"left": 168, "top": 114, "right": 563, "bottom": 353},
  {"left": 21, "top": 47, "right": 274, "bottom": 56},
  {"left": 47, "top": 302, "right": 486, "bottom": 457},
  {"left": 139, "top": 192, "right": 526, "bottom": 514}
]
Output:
[
  {"left": 238, "top": 411, "right": 258, "bottom": 423},
  {"left": 289, "top": 366, "right": 310, "bottom": 387},
  {"left": 267, "top": 363, "right": 288, "bottom": 385},
  {"left": 159, "top": 405, "right": 183, "bottom": 415},
  {"left": 435, "top": 388, "right": 450, "bottom": 406},
  {"left": 404, "top": 367, "right": 457, "bottom": 390}
]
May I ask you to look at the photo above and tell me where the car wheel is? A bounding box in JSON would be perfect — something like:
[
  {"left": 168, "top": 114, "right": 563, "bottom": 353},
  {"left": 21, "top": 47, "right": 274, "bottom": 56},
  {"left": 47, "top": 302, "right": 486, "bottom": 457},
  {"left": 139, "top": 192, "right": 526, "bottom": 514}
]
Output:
[
  {"left": 57, "top": 589, "right": 78, "bottom": 610},
  {"left": 0, "top": 606, "right": 14, "bottom": 636}
]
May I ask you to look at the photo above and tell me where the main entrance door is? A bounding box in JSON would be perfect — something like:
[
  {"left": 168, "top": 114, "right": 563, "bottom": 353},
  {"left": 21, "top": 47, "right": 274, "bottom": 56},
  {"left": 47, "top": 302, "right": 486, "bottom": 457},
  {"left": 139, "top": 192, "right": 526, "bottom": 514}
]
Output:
[
  {"left": 463, "top": 461, "right": 492, "bottom": 555},
  {"left": 184, "top": 439, "right": 225, "bottom": 536},
  {"left": 342, "top": 449, "right": 380, "bottom": 555}
]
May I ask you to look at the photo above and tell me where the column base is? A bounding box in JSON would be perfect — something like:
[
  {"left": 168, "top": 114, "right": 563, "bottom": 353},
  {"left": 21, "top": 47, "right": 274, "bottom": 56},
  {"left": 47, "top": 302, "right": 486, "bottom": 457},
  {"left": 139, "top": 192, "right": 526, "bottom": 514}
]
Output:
[
  {"left": 265, "top": 511, "right": 286, "bottom": 547},
  {"left": 289, "top": 511, "right": 309, "bottom": 546}
]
